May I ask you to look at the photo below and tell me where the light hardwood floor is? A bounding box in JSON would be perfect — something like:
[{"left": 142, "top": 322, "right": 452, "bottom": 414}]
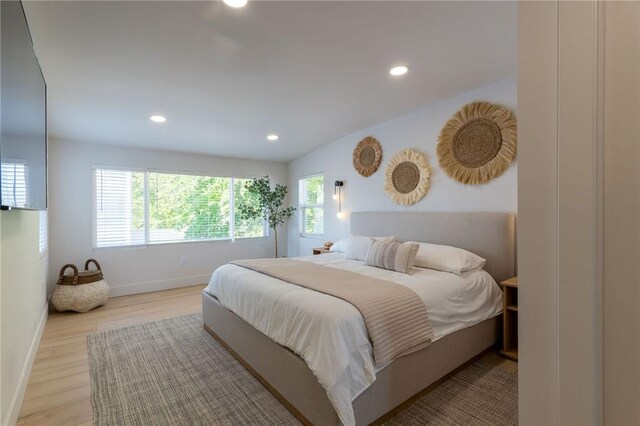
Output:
[
  {"left": 16, "top": 285, "right": 205, "bottom": 426},
  {"left": 16, "top": 284, "right": 516, "bottom": 425}
]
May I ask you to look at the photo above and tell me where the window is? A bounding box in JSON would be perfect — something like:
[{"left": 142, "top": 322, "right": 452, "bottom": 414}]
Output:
[
  {"left": 39, "top": 210, "right": 47, "bottom": 255},
  {"left": 94, "top": 168, "right": 266, "bottom": 248},
  {"left": 299, "top": 174, "right": 324, "bottom": 236}
]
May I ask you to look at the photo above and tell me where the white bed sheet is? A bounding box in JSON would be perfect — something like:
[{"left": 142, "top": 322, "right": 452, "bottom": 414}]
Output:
[{"left": 205, "top": 252, "right": 502, "bottom": 426}]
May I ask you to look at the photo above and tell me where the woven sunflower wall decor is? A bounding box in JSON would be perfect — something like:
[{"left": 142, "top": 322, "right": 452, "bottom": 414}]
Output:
[
  {"left": 352, "top": 136, "right": 382, "bottom": 177},
  {"left": 384, "top": 149, "right": 431, "bottom": 206},
  {"left": 437, "top": 101, "right": 517, "bottom": 185}
]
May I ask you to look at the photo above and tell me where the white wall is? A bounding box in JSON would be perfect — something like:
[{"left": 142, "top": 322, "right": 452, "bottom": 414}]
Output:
[
  {"left": 287, "top": 79, "right": 516, "bottom": 257},
  {"left": 0, "top": 210, "right": 49, "bottom": 426},
  {"left": 48, "top": 139, "right": 288, "bottom": 296}
]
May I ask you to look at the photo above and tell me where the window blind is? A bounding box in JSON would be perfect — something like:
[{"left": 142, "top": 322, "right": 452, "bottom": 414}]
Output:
[
  {"left": 39, "top": 210, "right": 47, "bottom": 255},
  {"left": 147, "top": 172, "right": 231, "bottom": 244},
  {"left": 95, "top": 169, "right": 146, "bottom": 248},
  {"left": 299, "top": 175, "right": 324, "bottom": 236}
]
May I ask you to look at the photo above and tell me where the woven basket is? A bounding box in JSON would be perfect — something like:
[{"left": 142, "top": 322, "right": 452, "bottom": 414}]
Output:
[
  {"left": 57, "top": 259, "right": 104, "bottom": 285},
  {"left": 52, "top": 259, "right": 110, "bottom": 313}
]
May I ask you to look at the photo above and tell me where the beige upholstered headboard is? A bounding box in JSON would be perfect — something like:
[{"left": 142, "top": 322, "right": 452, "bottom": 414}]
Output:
[{"left": 350, "top": 212, "right": 516, "bottom": 283}]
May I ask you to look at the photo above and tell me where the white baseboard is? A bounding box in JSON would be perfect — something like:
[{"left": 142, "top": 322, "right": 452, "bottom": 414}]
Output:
[
  {"left": 108, "top": 274, "right": 210, "bottom": 297},
  {"left": 4, "top": 300, "right": 48, "bottom": 426}
]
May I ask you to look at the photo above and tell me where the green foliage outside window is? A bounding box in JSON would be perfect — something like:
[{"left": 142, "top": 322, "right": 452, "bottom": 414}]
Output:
[
  {"left": 130, "top": 173, "right": 264, "bottom": 241},
  {"left": 302, "top": 175, "right": 324, "bottom": 205},
  {"left": 300, "top": 175, "right": 324, "bottom": 235},
  {"left": 234, "top": 178, "right": 265, "bottom": 238}
]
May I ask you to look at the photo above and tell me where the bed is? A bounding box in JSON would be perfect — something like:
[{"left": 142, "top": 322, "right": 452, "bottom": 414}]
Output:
[{"left": 202, "top": 212, "right": 516, "bottom": 425}]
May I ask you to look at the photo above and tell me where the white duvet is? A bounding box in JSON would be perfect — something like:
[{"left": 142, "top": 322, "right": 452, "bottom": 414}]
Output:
[{"left": 205, "top": 253, "right": 502, "bottom": 426}]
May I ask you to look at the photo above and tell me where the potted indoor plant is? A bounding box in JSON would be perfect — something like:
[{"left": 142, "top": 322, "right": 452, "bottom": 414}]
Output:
[{"left": 239, "top": 176, "right": 295, "bottom": 258}]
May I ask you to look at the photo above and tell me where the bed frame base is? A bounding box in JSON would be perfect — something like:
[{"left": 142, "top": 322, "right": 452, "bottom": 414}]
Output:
[{"left": 203, "top": 291, "right": 500, "bottom": 426}]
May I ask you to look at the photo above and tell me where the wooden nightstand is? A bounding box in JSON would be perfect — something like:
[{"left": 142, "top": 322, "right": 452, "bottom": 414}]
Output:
[
  {"left": 500, "top": 276, "right": 518, "bottom": 361},
  {"left": 312, "top": 247, "right": 331, "bottom": 255}
]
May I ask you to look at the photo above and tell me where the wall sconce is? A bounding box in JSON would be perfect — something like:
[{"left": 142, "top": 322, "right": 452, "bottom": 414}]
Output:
[{"left": 334, "top": 180, "right": 344, "bottom": 219}]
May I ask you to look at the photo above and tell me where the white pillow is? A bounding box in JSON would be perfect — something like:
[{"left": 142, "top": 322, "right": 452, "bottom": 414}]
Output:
[
  {"left": 413, "top": 242, "right": 486, "bottom": 274},
  {"left": 329, "top": 238, "right": 348, "bottom": 253},
  {"left": 345, "top": 235, "right": 395, "bottom": 261}
]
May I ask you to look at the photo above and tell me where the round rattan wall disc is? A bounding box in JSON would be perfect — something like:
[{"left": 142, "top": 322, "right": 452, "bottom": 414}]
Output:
[
  {"left": 353, "top": 136, "right": 382, "bottom": 177},
  {"left": 391, "top": 161, "right": 420, "bottom": 194},
  {"left": 437, "top": 101, "right": 517, "bottom": 185},
  {"left": 360, "top": 146, "right": 376, "bottom": 166},
  {"left": 452, "top": 118, "right": 502, "bottom": 167},
  {"left": 384, "top": 149, "right": 431, "bottom": 206}
]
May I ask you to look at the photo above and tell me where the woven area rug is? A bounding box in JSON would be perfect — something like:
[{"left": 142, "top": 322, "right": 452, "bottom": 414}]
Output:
[{"left": 89, "top": 313, "right": 517, "bottom": 426}]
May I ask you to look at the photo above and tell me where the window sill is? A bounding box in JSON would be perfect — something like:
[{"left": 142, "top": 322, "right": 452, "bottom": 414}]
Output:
[
  {"left": 92, "top": 236, "right": 269, "bottom": 251},
  {"left": 300, "top": 233, "right": 324, "bottom": 240}
]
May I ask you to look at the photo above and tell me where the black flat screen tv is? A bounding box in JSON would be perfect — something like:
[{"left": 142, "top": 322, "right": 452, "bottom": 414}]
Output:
[{"left": 1, "top": 0, "right": 47, "bottom": 211}]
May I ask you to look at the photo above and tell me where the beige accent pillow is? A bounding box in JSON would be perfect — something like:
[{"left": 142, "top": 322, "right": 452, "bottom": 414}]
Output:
[{"left": 365, "top": 240, "right": 420, "bottom": 274}]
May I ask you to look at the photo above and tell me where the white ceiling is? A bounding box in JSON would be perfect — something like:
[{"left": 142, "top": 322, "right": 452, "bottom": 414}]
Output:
[{"left": 23, "top": 1, "right": 516, "bottom": 162}]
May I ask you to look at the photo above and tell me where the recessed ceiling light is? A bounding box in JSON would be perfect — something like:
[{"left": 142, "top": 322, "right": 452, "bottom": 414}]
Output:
[
  {"left": 150, "top": 115, "right": 166, "bottom": 123},
  {"left": 223, "top": 0, "right": 248, "bottom": 8},
  {"left": 267, "top": 134, "right": 279, "bottom": 141},
  {"left": 389, "top": 65, "right": 408, "bottom": 76}
]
